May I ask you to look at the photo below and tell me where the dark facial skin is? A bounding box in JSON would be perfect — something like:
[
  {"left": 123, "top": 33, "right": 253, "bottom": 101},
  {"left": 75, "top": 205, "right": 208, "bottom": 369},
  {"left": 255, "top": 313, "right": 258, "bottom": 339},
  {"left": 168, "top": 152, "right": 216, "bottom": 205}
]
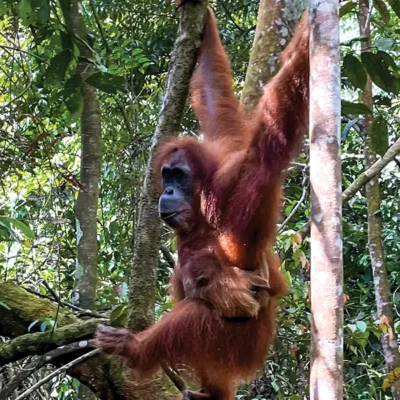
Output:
[{"left": 158, "top": 151, "right": 193, "bottom": 231}]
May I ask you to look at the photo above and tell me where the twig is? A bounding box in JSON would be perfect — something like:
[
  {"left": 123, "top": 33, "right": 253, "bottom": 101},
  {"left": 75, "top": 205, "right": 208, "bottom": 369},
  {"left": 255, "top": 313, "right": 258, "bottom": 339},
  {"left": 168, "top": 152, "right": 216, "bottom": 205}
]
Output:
[
  {"left": 161, "top": 361, "right": 186, "bottom": 392},
  {"left": 342, "top": 137, "right": 400, "bottom": 202},
  {"left": 24, "top": 287, "right": 106, "bottom": 318},
  {"left": 0, "top": 341, "right": 91, "bottom": 400},
  {"left": 0, "top": 45, "right": 46, "bottom": 62},
  {"left": 14, "top": 349, "right": 101, "bottom": 400},
  {"left": 160, "top": 245, "right": 176, "bottom": 268},
  {"left": 87, "top": 0, "right": 112, "bottom": 62},
  {"left": 299, "top": 137, "right": 400, "bottom": 238},
  {"left": 279, "top": 168, "right": 309, "bottom": 233},
  {"left": 217, "top": 0, "right": 245, "bottom": 33}
]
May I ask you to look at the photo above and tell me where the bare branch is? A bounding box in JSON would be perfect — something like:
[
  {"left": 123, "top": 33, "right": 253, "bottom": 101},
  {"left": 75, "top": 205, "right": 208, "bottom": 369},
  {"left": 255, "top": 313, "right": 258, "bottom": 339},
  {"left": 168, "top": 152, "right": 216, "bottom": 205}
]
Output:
[
  {"left": 342, "top": 137, "right": 400, "bottom": 202},
  {"left": 299, "top": 137, "right": 400, "bottom": 238},
  {"left": 14, "top": 349, "right": 101, "bottom": 400},
  {"left": 0, "top": 341, "right": 92, "bottom": 399}
]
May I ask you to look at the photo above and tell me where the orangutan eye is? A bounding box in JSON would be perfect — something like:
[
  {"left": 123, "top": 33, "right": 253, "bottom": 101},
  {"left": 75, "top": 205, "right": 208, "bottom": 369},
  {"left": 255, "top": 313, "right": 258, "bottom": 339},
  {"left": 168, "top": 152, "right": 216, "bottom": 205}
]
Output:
[{"left": 173, "top": 168, "right": 185, "bottom": 180}]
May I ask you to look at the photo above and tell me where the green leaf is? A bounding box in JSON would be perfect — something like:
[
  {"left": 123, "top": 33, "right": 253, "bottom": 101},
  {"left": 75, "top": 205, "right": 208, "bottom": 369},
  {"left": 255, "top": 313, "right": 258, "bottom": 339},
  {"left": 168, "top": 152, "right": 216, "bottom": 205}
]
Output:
[
  {"left": 64, "top": 74, "right": 84, "bottom": 121},
  {"left": 60, "top": 31, "right": 74, "bottom": 50},
  {"left": 373, "top": 0, "right": 390, "bottom": 22},
  {"left": 347, "top": 324, "right": 357, "bottom": 333},
  {"left": 18, "top": 0, "right": 33, "bottom": 25},
  {"left": 44, "top": 49, "right": 73, "bottom": 87},
  {"left": 340, "top": 2, "right": 357, "bottom": 18},
  {"left": 342, "top": 100, "right": 372, "bottom": 115},
  {"left": 85, "top": 72, "right": 125, "bottom": 94},
  {"left": 0, "top": 0, "right": 7, "bottom": 14},
  {"left": 370, "top": 115, "right": 389, "bottom": 155},
  {"left": 356, "top": 321, "right": 367, "bottom": 332},
  {"left": 0, "top": 301, "right": 11, "bottom": 310},
  {"left": 0, "top": 217, "right": 35, "bottom": 239},
  {"left": 387, "top": 0, "right": 400, "bottom": 19},
  {"left": 37, "top": 0, "right": 49, "bottom": 23},
  {"left": 343, "top": 54, "right": 367, "bottom": 89},
  {"left": 361, "top": 51, "right": 400, "bottom": 94},
  {"left": 110, "top": 304, "right": 128, "bottom": 327},
  {"left": 375, "top": 38, "right": 394, "bottom": 51}
]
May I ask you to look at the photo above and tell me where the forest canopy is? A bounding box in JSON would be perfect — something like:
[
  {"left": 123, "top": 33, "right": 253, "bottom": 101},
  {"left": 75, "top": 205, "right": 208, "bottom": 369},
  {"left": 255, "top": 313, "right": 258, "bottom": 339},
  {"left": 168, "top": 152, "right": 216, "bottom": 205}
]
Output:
[{"left": 0, "top": 0, "right": 400, "bottom": 399}]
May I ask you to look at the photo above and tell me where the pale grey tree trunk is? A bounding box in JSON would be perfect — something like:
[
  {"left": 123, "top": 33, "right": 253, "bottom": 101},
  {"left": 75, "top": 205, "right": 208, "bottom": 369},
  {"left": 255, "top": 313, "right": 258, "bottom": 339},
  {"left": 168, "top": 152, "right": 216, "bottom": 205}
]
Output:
[
  {"left": 59, "top": 0, "right": 102, "bottom": 398},
  {"left": 309, "top": 2, "right": 343, "bottom": 399},
  {"left": 358, "top": 1, "right": 400, "bottom": 398},
  {"left": 241, "top": 0, "right": 307, "bottom": 111}
]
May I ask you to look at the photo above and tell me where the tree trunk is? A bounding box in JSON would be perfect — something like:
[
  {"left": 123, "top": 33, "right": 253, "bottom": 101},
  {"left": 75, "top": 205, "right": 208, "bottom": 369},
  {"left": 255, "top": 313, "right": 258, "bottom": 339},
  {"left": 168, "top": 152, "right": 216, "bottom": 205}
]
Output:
[
  {"left": 128, "top": 2, "right": 208, "bottom": 333},
  {"left": 309, "top": 2, "right": 343, "bottom": 399},
  {"left": 241, "top": 0, "right": 306, "bottom": 112},
  {"left": 58, "top": 0, "right": 102, "bottom": 398},
  {"left": 358, "top": 1, "right": 400, "bottom": 398},
  {"left": 126, "top": 2, "right": 208, "bottom": 399}
]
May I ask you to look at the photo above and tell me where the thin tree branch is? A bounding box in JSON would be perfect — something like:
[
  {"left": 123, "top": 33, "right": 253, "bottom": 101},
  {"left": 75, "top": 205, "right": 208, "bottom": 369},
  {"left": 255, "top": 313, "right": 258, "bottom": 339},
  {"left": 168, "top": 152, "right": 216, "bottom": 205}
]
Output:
[
  {"left": 342, "top": 137, "right": 400, "bottom": 202},
  {"left": 0, "top": 341, "right": 92, "bottom": 400},
  {"left": 299, "top": 137, "right": 400, "bottom": 238},
  {"left": 24, "top": 287, "right": 106, "bottom": 318},
  {"left": 160, "top": 245, "right": 176, "bottom": 268},
  {"left": 87, "top": 0, "right": 112, "bottom": 62},
  {"left": 14, "top": 349, "right": 101, "bottom": 400}
]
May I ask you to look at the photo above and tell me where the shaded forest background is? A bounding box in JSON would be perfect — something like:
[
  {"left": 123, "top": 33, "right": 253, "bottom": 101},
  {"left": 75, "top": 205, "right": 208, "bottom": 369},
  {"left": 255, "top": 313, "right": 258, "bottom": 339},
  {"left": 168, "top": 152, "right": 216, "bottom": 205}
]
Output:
[{"left": 0, "top": 0, "right": 400, "bottom": 399}]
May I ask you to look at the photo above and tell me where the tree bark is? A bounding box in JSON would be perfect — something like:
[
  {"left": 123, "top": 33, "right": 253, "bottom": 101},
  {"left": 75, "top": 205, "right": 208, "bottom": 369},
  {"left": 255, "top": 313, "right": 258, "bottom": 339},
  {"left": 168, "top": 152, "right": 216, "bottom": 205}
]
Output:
[
  {"left": 126, "top": 5, "right": 208, "bottom": 399},
  {"left": 358, "top": 1, "right": 400, "bottom": 398},
  {"left": 59, "top": 0, "right": 102, "bottom": 314},
  {"left": 0, "top": 281, "right": 175, "bottom": 400},
  {"left": 128, "top": 1, "right": 208, "bottom": 333},
  {"left": 241, "top": 0, "right": 306, "bottom": 112},
  {"left": 309, "top": 2, "right": 343, "bottom": 399},
  {"left": 58, "top": 1, "right": 102, "bottom": 397},
  {"left": 299, "top": 137, "right": 400, "bottom": 238},
  {"left": 1, "top": 3, "right": 208, "bottom": 400}
]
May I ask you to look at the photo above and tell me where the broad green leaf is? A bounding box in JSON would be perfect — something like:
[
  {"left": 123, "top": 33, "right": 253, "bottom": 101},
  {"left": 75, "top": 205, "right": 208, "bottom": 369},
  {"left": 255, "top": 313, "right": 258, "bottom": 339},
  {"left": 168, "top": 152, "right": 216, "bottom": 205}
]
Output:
[
  {"left": 44, "top": 50, "right": 73, "bottom": 87},
  {"left": 9, "top": 218, "right": 35, "bottom": 239},
  {"left": 37, "top": 0, "right": 49, "bottom": 23},
  {"left": 65, "top": 88, "right": 84, "bottom": 121},
  {"left": 18, "top": 0, "right": 33, "bottom": 25},
  {"left": 356, "top": 321, "right": 367, "bottom": 333},
  {"left": 0, "top": 0, "right": 7, "bottom": 14},
  {"left": 342, "top": 100, "right": 372, "bottom": 115},
  {"left": 373, "top": 0, "right": 390, "bottom": 22},
  {"left": 375, "top": 38, "right": 394, "bottom": 51},
  {"left": 370, "top": 115, "right": 389, "bottom": 156},
  {"left": 64, "top": 74, "right": 84, "bottom": 121},
  {"left": 387, "top": 0, "right": 400, "bottom": 19},
  {"left": 343, "top": 54, "right": 367, "bottom": 89},
  {"left": 0, "top": 217, "right": 35, "bottom": 239},
  {"left": 85, "top": 72, "right": 125, "bottom": 94},
  {"left": 110, "top": 304, "right": 128, "bottom": 327},
  {"left": 60, "top": 31, "right": 74, "bottom": 50},
  {"left": 340, "top": 2, "right": 357, "bottom": 18},
  {"left": 373, "top": 95, "right": 391, "bottom": 106},
  {"left": 361, "top": 51, "right": 400, "bottom": 94}
]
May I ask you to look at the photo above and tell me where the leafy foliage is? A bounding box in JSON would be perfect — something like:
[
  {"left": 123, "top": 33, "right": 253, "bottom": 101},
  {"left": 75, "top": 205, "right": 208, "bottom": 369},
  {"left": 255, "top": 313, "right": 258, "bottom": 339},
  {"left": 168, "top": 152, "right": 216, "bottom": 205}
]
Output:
[{"left": 0, "top": 0, "right": 399, "bottom": 398}]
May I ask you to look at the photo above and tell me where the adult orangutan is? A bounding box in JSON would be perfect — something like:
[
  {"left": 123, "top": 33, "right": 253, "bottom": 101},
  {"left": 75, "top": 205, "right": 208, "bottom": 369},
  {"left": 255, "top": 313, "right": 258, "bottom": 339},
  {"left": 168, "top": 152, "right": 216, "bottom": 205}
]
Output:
[{"left": 96, "top": 6, "right": 309, "bottom": 400}]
